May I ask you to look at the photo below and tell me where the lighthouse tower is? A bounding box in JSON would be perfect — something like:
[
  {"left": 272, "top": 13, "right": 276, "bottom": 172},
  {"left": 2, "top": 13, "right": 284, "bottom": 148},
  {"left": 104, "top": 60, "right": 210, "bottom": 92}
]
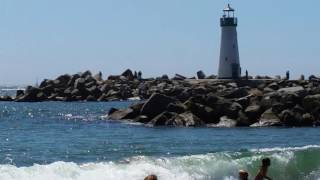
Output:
[{"left": 218, "top": 4, "right": 241, "bottom": 79}]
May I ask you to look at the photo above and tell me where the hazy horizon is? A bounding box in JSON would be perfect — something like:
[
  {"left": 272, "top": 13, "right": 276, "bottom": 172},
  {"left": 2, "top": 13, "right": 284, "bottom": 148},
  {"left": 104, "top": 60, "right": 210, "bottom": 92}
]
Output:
[{"left": 1, "top": 0, "right": 319, "bottom": 85}]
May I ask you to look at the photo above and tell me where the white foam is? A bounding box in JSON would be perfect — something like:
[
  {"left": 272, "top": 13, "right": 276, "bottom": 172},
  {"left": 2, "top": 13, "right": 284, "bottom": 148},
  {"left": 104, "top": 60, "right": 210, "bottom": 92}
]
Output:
[
  {"left": 0, "top": 154, "right": 246, "bottom": 180},
  {"left": 1, "top": 146, "right": 320, "bottom": 180},
  {"left": 250, "top": 145, "right": 320, "bottom": 153}
]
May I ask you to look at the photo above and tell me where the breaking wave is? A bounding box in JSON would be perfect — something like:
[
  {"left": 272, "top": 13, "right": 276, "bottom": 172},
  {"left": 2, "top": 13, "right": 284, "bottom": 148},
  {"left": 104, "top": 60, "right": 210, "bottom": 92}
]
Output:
[{"left": 1, "top": 145, "right": 320, "bottom": 180}]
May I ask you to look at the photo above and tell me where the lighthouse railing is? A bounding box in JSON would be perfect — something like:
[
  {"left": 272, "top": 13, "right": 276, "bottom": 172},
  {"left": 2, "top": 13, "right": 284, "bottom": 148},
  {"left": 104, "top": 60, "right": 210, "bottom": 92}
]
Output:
[{"left": 220, "top": 17, "right": 237, "bottom": 26}]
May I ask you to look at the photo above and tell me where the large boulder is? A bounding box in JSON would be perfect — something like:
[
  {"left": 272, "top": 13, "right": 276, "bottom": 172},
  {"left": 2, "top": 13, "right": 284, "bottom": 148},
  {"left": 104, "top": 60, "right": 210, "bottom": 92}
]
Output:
[
  {"left": 245, "top": 105, "right": 262, "bottom": 122},
  {"left": 161, "top": 74, "right": 169, "bottom": 80},
  {"left": 172, "top": 74, "right": 186, "bottom": 80},
  {"left": 251, "top": 108, "right": 282, "bottom": 127},
  {"left": 67, "top": 74, "right": 81, "bottom": 87},
  {"left": 303, "top": 94, "right": 320, "bottom": 111},
  {"left": 205, "top": 93, "right": 220, "bottom": 107},
  {"left": 108, "top": 108, "right": 137, "bottom": 120},
  {"left": 16, "top": 90, "right": 24, "bottom": 98},
  {"left": 302, "top": 113, "right": 315, "bottom": 126},
  {"left": 278, "top": 86, "right": 306, "bottom": 96},
  {"left": 55, "top": 74, "right": 71, "bottom": 87},
  {"left": 80, "top": 70, "right": 92, "bottom": 78},
  {"left": 148, "top": 111, "right": 176, "bottom": 126},
  {"left": 166, "top": 102, "right": 187, "bottom": 114},
  {"left": 237, "top": 111, "right": 252, "bottom": 126},
  {"left": 197, "top": 71, "right": 206, "bottom": 79},
  {"left": 279, "top": 109, "right": 303, "bottom": 126},
  {"left": 219, "top": 87, "right": 249, "bottom": 99},
  {"left": 121, "top": 69, "right": 134, "bottom": 81},
  {"left": 166, "top": 112, "right": 204, "bottom": 127},
  {"left": 86, "top": 86, "right": 102, "bottom": 98},
  {"left": 224, "top": 102, "right": 243, "bottom": 119},
  {"left": 267, "top": 82, "right": 279, "bottom": 90},
  {"left": 16, "top": 87, "right": 42, "bottom": 102},
  {"left": 74, "top": 78, "right": 86, "bottom": 90},
  {"left": 184, "top": 101, "right": 220, "bottom": 124},
  {"left": 140, "top": 93, "right": 178, "bottom": 119}
]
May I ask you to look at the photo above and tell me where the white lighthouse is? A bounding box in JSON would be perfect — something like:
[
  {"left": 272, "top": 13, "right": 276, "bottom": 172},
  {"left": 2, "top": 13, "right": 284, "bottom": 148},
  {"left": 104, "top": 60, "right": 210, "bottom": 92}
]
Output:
[{"left": 218, "top": 4, "right": 241, "bottom": 79}]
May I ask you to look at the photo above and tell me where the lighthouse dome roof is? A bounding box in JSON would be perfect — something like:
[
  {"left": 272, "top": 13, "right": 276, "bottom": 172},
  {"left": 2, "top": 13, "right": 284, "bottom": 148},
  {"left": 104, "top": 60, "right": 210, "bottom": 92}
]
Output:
[{"left": 223, "top": 4, "right": 235, "bottom": 12}]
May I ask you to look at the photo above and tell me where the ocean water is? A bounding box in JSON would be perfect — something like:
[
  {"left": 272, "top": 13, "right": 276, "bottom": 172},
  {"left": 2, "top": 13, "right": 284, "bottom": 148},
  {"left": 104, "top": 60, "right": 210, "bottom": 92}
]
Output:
[{"left": 0, "top": 100, "right": 320, "bottom": 180}]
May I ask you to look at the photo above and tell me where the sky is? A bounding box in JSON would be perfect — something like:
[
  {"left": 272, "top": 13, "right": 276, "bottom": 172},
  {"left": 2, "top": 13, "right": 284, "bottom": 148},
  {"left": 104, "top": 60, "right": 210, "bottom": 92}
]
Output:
[{"left": 0, "top": 0, "right": 319, "bottom": 85}]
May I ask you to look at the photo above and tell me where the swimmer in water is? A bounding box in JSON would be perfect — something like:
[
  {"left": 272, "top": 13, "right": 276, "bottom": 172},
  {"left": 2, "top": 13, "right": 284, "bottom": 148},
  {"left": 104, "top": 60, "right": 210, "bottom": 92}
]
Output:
[
  {"left": 255, "top": 158, "right": 272, "bottom": 180},
  {"left": 144, "top": 175, "right": 158, "bottom": 180}
]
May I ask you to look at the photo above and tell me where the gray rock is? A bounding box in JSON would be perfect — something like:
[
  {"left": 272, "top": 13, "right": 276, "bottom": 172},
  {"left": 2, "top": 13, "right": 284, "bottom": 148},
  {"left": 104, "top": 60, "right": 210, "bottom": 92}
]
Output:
[
  {"left": 237, "top": 111, "right": 251, "bottom": 126},
  {"left": 121, "top": 69, "right": 134, "bottom": 81},
  {"left": 245, "top": 105, "right": 261, "bottom": 122},
  {"left": 81, "top": 70, "right": 92, "bottom": 78},
  {"left": 16, "top": 87, "right": 42, "bottom": 102},
  {"left": 251, "top": 108, "right": 282, "bottom": 127},
  {"left": 278, "top": 86, "right": 305, "bottom": 94},
  {"left": 161, "top": 74, "right": 169, "bottom": 80},
  {"left": 86, "top": 86, "right": 102, "bottom": 98},
  {"left": 184, "top": 101, "right": 220, "bottom": 124},
  {"left": 86, "top": 95, "right": 97, "bottom": 101},
  {"left": 225, "top": 102, "right": 242, "bottom": 119},
  {"left": 16, "top": 90, "right": 24, "bottom": 98},
  {"left": 303, "top": 94, "right": 320, "bottom": 111},
  {"left": 166, "top": 103, "right": 187, "bottom": 114},
  {"left": 140, "top": 93, "right": 178, "bottom": 119},
  {"left": 267, "top": 82, "right": 279, "bottom": 90},
  {"left": 219, "top": 87, "right": 249, "bottom": 99},
  {"left": 149, "top": 111, "right": 176, "bottom": 126},
  {"left": 279, "top": 109, "right": 302, "bottom": 126},
  {"left": 197, "top": 70, "right": 206, "bottom": 79},
  {"left": 271, "top": 102, "right": 285, "bottom": 114},
  {"left": 166, "top": 112, "right": 204, "bottom": 127},
  {"left": 108, "top": 108, "right": 136, "bottom": 120},
  {"left": 74, "top": 78, "right": 86, "bottom": 90},
  {"left": 302, "top": 113, "right": 315, "bottom": 126},
  {"left": 172, "top": 74, "right": 186, "bottom": 80}
]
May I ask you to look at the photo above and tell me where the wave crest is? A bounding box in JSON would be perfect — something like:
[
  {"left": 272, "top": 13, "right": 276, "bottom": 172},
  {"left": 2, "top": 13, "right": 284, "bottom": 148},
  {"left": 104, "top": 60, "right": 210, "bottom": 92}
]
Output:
[{"left": 1, "top": 145, "right": 320, "bottom": 180}]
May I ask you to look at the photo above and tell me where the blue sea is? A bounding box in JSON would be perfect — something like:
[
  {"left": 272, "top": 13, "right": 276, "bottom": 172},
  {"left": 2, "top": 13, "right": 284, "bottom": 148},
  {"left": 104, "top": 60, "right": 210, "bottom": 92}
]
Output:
[{"left": 0, "top": 88, "right": 320, "bottom": 179}]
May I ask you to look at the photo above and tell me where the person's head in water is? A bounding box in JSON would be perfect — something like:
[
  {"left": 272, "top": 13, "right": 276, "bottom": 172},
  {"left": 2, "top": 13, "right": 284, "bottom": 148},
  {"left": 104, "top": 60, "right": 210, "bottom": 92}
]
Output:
[
  {"left": 144, "top": 175, "right": 158, "bottom": 180},
  {"left": 262, "top": 158, "right": 271, "bottom": 167},
  {"left": 239, "top": 170, "right": 249, "bottom": 180}
]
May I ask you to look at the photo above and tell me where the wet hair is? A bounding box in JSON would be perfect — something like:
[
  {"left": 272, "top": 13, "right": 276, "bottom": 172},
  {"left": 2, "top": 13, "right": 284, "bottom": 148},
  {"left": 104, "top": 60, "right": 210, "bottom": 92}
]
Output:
[
  {"left": 262, "top": 158, "right": 271, "bottom": 167},
  {"left": 239, "top": 170, "right": 249, "bottom": 180},
  {"left": 144, "top": 175, "right": 158, "bottom": 180}
]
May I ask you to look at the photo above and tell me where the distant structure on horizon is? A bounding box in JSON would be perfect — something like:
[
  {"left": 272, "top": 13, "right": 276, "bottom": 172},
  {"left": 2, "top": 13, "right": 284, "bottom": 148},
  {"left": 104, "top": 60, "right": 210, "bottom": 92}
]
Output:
[{"left": 218, "top": 4, "right": 241, "bottom": 79}]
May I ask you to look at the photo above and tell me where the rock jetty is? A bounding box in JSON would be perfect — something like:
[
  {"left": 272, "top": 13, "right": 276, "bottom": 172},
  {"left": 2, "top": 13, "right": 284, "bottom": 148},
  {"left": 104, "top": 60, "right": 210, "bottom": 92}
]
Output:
[
  {"left": 7, "top": 69, "right": 217, "bottom": 102},
  {"left": 106, "top": 74, "right": 320, "bottom": 127},
  {"left": 4, "top": 69, "right": 320, "bottom": 127}
]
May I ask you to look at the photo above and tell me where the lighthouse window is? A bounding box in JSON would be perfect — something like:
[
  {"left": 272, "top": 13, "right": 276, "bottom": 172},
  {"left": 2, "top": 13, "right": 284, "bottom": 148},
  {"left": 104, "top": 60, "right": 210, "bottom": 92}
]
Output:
[
  {"left": 225, "top": 57, "right": 228, "bottom": 61},
  {"left": 233, "top": 44, "right": 236, "bottom": 48}
]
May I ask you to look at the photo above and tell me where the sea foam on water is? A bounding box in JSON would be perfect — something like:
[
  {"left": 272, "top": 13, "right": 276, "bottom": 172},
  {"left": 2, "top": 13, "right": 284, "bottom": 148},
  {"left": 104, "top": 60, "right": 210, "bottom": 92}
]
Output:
[{"left": 1, "top": 145, "right": 320, "bottom": 180}]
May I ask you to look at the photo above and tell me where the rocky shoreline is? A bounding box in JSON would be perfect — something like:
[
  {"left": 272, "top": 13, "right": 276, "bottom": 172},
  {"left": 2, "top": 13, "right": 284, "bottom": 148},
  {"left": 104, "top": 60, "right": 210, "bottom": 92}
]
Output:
[{"left": 2, "top": 69, "right": 320, "bottom": 128}]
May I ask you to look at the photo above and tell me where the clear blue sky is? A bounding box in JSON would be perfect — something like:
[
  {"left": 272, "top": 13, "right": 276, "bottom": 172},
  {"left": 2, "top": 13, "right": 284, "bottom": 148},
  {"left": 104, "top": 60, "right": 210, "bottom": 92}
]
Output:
[{"left": 0, "top": 0, "right": 319, "bottom": 85}]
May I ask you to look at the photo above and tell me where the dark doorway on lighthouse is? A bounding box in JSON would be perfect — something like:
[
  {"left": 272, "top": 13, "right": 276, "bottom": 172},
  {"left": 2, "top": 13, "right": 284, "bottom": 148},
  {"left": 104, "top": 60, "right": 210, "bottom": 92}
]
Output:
[{"left": 232, "top": 63, "right": 240, "bottom": 79}]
